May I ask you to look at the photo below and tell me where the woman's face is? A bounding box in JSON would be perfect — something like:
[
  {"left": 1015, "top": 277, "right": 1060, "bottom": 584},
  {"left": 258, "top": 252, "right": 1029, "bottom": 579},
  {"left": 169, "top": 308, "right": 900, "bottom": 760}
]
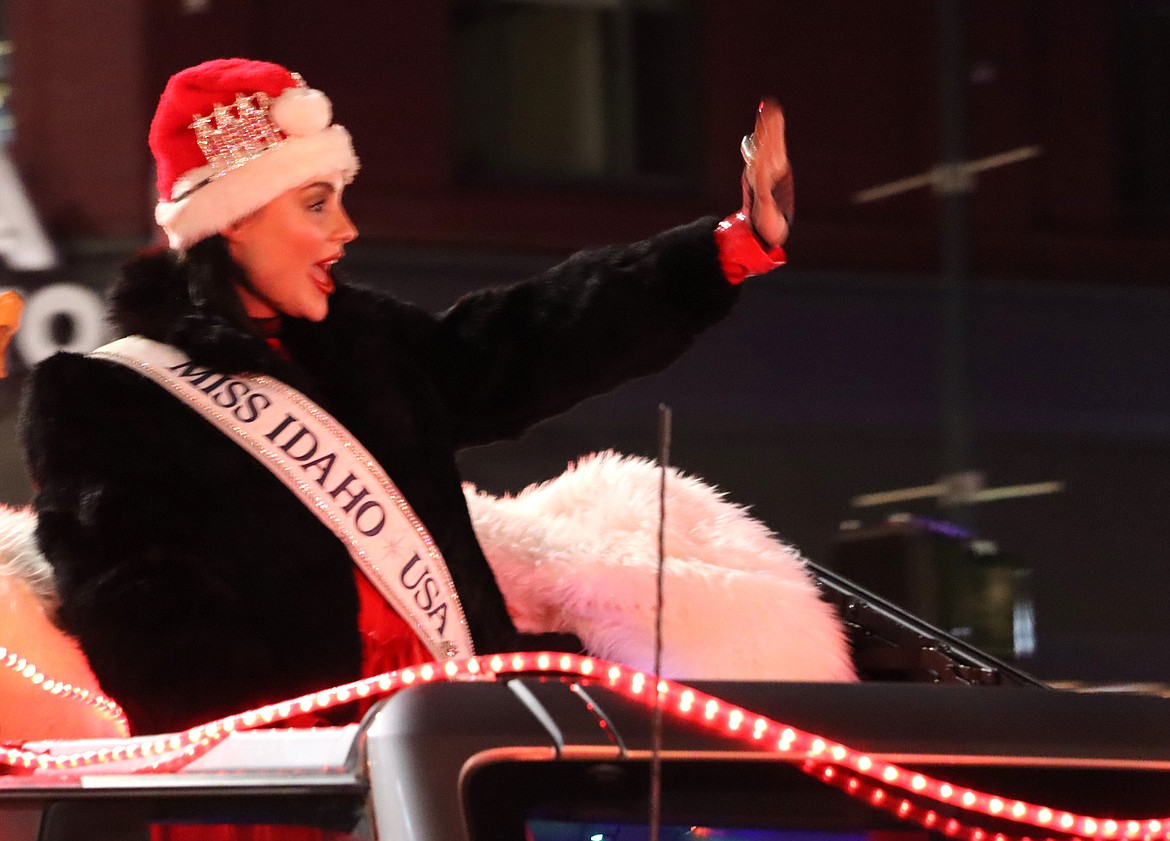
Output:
[{"left": 224, "top": 180, "right": 358, "bottom": 322}]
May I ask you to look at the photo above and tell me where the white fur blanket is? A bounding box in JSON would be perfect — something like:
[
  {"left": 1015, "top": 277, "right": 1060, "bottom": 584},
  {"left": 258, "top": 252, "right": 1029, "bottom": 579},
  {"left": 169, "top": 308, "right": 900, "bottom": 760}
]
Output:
[
  {"left": 0, "top": 506, "right": 128, "bottom": 740},
  {"left": 466, "top": 452, "right": 855, "bottom": 682}
]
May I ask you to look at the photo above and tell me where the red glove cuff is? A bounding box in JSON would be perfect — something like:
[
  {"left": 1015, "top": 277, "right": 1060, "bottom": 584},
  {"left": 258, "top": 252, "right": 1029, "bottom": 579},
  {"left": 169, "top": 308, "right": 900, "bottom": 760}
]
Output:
[{"left": 715, "top": 212, "right": 786, "bottom": 285}]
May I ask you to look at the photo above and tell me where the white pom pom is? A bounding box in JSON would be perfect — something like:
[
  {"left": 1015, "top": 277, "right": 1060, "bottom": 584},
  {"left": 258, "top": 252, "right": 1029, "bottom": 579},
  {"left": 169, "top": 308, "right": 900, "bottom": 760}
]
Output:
[{"left": 270, "top": 87, "right": 332, "bottom": 137}]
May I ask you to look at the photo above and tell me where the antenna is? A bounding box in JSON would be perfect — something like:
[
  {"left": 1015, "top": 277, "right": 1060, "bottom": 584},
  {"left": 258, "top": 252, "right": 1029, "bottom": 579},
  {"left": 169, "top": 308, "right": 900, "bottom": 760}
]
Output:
[{"left": 649, "top": 403, "right": 671, "bottom": 841}]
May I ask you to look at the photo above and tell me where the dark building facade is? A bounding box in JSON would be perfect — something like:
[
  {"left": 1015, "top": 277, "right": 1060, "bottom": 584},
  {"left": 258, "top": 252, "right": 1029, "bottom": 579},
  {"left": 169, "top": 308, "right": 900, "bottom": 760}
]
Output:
[{"left": 10, "top": 1, "right": 1170, "bottom": 281}]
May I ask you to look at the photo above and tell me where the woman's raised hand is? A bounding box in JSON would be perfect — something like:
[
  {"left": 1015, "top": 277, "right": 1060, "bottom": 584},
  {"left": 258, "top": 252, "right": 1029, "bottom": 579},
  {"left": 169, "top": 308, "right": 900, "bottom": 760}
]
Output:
[{"left": 740, "top": 98, "right": 794, "bottom": 248}]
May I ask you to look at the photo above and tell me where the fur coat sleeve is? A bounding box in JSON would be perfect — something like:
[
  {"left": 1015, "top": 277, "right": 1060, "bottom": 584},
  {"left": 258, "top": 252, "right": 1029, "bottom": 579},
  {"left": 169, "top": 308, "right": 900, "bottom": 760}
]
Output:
[
  {"left": 437, "top": 217, "right": 740, "bottom": 446},
  {"left": 285, "top": 216, "right": 740, "bottom": 449}
]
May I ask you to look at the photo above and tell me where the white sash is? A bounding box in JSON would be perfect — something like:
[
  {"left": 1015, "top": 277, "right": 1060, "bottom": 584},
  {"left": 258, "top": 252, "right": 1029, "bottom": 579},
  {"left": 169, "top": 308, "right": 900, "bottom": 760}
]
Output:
[{"left": 90, "top": 335, "right": 474, "bottom": 661}]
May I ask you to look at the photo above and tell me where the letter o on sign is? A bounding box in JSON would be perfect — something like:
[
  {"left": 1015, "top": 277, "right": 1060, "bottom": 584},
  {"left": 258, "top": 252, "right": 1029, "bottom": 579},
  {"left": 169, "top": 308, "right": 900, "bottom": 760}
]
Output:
[{"left": 15, "top": 283, "right": 107, "bottom": 364}]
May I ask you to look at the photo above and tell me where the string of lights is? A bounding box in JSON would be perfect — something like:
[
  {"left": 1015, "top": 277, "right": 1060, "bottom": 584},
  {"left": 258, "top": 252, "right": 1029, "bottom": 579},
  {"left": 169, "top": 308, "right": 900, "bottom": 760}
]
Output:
[
  {"left": 0, "top": 645, "right": 129, "bottom": 737},
  {"left": 2, "top": 649, "right": 1162, "bottom": 840}
]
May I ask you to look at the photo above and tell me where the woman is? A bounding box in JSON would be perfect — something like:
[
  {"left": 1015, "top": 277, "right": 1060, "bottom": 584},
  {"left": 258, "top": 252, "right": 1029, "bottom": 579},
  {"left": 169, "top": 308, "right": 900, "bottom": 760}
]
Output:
[{"left": 19, "top": 58, "right": 810, "bottom": 736}]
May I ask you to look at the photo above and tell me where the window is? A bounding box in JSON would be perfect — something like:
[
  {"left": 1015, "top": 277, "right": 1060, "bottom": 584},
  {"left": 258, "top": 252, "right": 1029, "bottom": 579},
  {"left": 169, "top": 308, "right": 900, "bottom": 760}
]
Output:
[
  {"left": 1112, "top": 0, "right": 1170, "bottom": 223},
  {"left": 452, "top": 0, "right": 699, "bottom": 189},
  {"left": 0, "top": 0, "right": 11, "bottom": 145}
]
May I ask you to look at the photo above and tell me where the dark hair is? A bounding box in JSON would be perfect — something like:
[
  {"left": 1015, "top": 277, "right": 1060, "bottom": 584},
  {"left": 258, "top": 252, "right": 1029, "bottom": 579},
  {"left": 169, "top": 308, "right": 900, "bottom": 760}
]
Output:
[
  {"left": 180, "top": 235, "right": 257, "bottom": 332},
  {"left": 112, "top": 234, "right": 270, "bottom": 343}
]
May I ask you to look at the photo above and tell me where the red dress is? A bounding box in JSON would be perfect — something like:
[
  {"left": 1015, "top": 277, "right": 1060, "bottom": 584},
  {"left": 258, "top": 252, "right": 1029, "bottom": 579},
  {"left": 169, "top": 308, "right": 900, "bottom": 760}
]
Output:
[{"left": 352, "top": 570, "right": 434, "bottom": 706}]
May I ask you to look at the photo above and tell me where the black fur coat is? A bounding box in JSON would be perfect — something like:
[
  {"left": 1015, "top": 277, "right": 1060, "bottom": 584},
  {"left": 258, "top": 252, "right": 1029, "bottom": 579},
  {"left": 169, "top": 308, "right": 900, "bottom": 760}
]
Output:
[{"left": 20, "top": 217, "right": 738, "bottom": 734}]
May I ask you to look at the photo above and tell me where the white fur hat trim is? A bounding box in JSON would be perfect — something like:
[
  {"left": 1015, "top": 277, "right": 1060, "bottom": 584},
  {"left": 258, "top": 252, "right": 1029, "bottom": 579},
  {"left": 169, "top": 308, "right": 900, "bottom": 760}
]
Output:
[{"left": 155, "top": 124, "right": 358, "bottom": 250}]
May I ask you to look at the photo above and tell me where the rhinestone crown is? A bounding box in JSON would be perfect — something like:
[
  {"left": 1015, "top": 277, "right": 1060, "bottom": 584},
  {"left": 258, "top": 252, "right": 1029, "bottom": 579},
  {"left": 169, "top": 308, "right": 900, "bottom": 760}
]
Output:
[{"left": 190, "top": 90, "right": 286, "bottom": 177}]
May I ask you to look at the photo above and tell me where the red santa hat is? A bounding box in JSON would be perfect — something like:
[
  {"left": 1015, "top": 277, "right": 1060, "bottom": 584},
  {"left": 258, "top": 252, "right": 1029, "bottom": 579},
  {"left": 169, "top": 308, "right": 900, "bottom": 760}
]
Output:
[{"left": 150, "top": 58, "right": 359, "bottom": 250}]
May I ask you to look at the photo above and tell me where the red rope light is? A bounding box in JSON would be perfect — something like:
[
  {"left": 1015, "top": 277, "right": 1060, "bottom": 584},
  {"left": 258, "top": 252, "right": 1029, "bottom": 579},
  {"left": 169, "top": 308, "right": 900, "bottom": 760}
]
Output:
[
  {"left": 2, "top": 650, "right": 1165, "bottom": 841},
  {"left": 806, "top": 758, "right": 1080, "bottom": 841}
]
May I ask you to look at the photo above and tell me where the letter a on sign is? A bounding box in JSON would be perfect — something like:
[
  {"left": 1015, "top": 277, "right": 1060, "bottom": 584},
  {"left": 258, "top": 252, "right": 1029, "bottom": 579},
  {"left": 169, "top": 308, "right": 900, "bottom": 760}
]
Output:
[{"left": 0, "top": 150, "right": 57, "bottom": 271}]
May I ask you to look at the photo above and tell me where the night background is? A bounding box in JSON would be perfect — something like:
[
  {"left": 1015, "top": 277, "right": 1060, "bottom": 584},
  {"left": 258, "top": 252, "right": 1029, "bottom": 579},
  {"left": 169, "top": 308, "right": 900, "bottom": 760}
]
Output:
[{"left": 2, "top": 0, "right": 1169, "bottom": 684}]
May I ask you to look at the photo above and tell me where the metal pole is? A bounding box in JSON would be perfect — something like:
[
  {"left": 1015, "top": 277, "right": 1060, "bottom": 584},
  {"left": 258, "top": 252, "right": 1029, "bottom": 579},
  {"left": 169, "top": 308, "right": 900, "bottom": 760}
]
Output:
[{"left": 937, "top": 0, "right": 975, "bottom": 524}]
